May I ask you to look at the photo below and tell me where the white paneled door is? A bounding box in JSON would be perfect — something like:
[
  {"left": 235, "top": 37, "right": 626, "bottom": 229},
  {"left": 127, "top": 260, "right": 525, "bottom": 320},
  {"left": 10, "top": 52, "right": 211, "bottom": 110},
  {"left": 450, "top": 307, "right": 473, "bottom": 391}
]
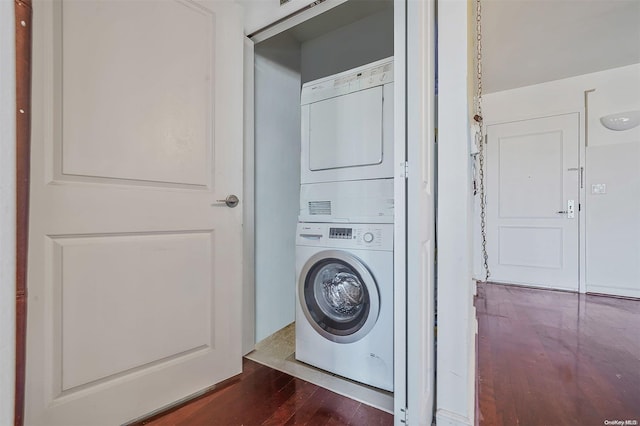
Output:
[
  {"left": 404, "top": 0, "right": 435, "bottom": 424},
  {"left": 27, "top": 1, "right": 244, "bottom": 424},
  {"left": 486, "top": 114, "right": 579, "bottom": 291}
]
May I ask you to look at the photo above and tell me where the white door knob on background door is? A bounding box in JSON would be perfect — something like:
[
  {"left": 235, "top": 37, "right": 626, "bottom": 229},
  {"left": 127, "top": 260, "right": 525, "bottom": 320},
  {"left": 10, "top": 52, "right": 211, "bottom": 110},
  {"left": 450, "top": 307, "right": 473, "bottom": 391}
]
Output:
[{"left": 556, "top": 200, "right": 575, "bottom": 218}]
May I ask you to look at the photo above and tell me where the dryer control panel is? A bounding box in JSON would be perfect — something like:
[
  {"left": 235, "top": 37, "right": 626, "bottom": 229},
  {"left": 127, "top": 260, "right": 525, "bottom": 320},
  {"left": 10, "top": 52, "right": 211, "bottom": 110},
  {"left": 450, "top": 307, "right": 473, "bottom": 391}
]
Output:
[{"left": 301, "top": 57, "right": 394, "bottom": 105}]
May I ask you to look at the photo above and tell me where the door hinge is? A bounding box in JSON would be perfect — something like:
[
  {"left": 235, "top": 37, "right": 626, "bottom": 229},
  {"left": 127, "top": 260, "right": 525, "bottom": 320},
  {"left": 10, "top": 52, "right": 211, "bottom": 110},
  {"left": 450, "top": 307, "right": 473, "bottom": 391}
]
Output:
[
  {"left": 402, "top": 161, "right": 409, "bottom": 178},
  {"left": 400, "top": 407, "right": 408, "bottom": 424}
]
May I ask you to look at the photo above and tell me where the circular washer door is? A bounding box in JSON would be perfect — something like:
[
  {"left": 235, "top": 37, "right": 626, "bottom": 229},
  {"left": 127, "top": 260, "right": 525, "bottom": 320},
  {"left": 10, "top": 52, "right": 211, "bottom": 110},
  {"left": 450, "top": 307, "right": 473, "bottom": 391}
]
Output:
[{"left": 299, "top": 250, "right": 380, "bottom": 343}]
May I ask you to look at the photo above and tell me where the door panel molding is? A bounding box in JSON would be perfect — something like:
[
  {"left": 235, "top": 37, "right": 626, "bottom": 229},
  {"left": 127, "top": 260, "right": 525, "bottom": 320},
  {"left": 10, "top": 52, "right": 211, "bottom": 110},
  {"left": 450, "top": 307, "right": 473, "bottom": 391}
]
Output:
[{"left": 51, "top": 0, "right": 214, "bottom": 188}]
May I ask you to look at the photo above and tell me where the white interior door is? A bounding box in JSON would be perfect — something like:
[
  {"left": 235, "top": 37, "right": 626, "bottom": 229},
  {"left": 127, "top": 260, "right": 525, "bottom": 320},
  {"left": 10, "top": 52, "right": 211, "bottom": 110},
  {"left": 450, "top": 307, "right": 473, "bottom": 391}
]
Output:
[
  {"left": 404, "top": 0, "right": 435, "bottom": 424},
  {"left": 486, "top": 113, "right": 579, "bottom": 291},
  {"left": 26, "top": 0, "right": 244, "bottom": 424},
  {"left": 394, "top": 0, "right": 435, "bottom": 424},
  {"left": 393, "top": 1, "right": 408, "bottom": 424}
]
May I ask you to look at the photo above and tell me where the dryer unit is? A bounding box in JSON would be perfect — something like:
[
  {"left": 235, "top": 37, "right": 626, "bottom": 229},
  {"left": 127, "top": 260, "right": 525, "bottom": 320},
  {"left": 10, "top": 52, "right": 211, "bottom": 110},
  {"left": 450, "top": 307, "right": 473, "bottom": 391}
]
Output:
[
  {"left": 299, "top": 179, "right": 394, "bottom": 224},
  {"left": 295, "top": 222, "right": 393, "bottom": 391},
  {"left": 300, "top": 57, "right": 394, "bottom": 184}
]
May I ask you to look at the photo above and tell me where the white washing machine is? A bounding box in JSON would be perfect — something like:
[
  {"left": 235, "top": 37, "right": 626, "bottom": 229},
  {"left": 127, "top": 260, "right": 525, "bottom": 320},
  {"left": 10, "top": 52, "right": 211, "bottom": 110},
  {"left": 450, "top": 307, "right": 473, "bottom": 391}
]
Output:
[
  {"left": 295, "top": 222, "right": 393, "bottom": 392},
  {"left": 300, "top": 57, "right": 394, "bottom": 184}
]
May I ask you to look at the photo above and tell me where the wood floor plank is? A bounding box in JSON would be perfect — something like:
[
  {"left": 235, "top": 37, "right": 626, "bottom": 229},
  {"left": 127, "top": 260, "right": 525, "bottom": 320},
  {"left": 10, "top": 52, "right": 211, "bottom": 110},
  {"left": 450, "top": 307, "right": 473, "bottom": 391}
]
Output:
[
  {"left": 477, "top": 282, "right": 640, "bottom": 426},
  {"left": 178, "top": 366, "right": 292, "bottom": 425},
  {"left": 140, "top": 359, "right": 393, "bottom": 426},
  {"left": 282, "top": 386, "right": 336, "bottom": 425},
  {"left": 306, "top": 389, "right": 362, "bottom": 426},
  {"left": 261, "top": 379, "right": 319, "bottom": 426},
  {"left": 348, "top": 403, "right": 393, "bottom": 426}
]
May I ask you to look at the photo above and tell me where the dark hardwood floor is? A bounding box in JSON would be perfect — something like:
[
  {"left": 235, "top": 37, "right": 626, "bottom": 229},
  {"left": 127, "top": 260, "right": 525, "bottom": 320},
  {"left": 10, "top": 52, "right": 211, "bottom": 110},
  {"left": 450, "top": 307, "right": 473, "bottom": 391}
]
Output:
[
  {"left": 477, "top": 282, "right": 640, "bottom": 426},
  {"left": 135, "top": 358, "right": 393, "bottom": 426}
]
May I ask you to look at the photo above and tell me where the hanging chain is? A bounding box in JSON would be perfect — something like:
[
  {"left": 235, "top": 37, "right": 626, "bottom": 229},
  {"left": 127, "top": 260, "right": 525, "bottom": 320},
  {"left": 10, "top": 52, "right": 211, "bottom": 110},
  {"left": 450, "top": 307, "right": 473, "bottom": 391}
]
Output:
[{"left": 475, "top": 0, "right": 490, "bottom": 282}]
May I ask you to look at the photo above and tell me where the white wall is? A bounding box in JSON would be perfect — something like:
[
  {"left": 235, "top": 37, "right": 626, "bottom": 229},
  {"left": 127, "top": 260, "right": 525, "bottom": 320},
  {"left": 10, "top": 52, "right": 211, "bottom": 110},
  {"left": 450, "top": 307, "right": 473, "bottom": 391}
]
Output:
[
  {"left": 482, "top": 63, "right": 640, "bottom": 298},
  {"left": 436, "top": 0, "right": 476, "bottom": 425},
  {"left": 584, "top": 67, "right": 640, "bottom": 298},
  {"left": 300, "top": 7, "right": 393, "bottom": 83},
  {"left": 254, "top": 33, "right": 302, "bottom": 342},
  {"left": 0, "top": 1, "right": 16, "bottom": 424}
]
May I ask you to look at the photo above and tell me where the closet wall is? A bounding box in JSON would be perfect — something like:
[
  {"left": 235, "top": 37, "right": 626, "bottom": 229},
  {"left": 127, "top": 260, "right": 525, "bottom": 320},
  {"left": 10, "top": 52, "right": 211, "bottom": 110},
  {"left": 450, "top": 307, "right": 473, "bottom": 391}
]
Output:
[
  {"left": 253, "top": 4, "right": 393, "bottom": 342},
  {"left": 300, "top": 8, "right": 393, "bottom": 83},
  {"left": 254, "top": 34, "right": 301, "bottom": 342}
]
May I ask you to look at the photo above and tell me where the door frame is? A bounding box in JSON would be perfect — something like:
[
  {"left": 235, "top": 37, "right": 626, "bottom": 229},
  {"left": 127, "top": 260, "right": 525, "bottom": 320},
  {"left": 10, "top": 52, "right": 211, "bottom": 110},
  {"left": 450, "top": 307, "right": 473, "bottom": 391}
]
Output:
[
  {"left": 436, "top": 1, "right": 479, "bottom": 425},
  {"left": 12, "top": 1, "right": 33, "bottom": 424},
  {"left": 242, "top": 36, "right": 256, "bottom": 356},
  {"left": 241, "top": 0, "right": 415, "bottom": 423}
]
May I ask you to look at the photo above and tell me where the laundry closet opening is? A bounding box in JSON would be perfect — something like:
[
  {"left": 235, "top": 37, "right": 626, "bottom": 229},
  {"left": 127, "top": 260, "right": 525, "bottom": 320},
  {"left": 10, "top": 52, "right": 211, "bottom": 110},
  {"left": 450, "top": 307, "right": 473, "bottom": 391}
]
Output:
[{"left": 248, "top": 0, "right": 395, "bottom": 412}]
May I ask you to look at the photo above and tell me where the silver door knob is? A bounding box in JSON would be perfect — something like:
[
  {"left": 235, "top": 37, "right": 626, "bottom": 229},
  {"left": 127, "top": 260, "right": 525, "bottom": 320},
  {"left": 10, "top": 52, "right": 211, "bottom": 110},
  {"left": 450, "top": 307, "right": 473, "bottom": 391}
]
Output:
[{"left": 214, "top": 194, "right": 239, "bottom": 208}]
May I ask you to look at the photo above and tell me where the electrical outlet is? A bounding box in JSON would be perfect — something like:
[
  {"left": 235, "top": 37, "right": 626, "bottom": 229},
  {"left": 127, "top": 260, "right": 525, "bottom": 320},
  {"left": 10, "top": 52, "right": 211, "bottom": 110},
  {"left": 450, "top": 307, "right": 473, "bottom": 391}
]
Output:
[{"left": 592, "top": 183, "right": 607, "bottom": 194}]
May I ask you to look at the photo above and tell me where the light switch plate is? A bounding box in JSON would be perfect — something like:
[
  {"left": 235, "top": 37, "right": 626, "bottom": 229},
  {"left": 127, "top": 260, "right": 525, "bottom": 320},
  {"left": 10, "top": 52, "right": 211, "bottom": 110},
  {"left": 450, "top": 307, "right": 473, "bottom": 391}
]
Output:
[{"left": 592, "top": 183, "right": 607, "bottom": 194}]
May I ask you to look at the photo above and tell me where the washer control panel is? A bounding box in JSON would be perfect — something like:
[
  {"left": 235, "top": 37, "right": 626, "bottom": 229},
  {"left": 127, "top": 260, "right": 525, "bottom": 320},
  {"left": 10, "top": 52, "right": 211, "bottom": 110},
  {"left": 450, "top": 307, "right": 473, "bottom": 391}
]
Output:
[
  {"left": 298, "top": 223, "right": 393, "bottom": 251},
  {"left": 353, "top": 228, "right": 383, "bottom": 247}
]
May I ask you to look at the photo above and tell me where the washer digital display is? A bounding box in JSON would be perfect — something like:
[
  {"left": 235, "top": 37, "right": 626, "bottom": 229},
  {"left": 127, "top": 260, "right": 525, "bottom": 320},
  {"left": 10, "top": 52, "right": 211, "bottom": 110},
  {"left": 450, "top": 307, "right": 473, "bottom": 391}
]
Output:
[{"left": 329, "top": 227, "right": 352, "bottom": 239}]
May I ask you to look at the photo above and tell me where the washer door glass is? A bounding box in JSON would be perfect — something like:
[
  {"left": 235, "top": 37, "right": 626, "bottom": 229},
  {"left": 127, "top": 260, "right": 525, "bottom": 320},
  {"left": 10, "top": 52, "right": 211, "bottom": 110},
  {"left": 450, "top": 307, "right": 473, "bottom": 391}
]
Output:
[{"left": 300, "top": 253, "right": 380, "bottom": 343}]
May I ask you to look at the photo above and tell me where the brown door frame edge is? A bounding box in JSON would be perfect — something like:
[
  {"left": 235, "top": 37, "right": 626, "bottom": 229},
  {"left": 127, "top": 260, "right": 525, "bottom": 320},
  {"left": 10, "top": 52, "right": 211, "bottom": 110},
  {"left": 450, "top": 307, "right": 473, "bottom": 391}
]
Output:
[{"left": 15, "top": 0, "right": 32, "bottom": 425}]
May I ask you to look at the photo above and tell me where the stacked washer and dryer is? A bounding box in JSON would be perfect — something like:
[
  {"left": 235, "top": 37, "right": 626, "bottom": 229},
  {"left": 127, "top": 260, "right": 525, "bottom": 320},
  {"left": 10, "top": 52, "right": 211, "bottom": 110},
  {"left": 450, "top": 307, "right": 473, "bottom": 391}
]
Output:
[{"left": 295, "top": 57, "right": 395, "bottom": 392}]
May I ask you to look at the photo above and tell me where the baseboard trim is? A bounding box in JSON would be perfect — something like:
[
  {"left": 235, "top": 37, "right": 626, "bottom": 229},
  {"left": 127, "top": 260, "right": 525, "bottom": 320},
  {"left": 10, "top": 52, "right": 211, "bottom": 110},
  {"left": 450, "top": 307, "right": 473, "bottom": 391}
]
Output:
[
  {"left": 436, "top": 409, "right": 473, "bottom": 426},
  {"left": 586, "top": 285, "right": 640, "bottom": 300}
]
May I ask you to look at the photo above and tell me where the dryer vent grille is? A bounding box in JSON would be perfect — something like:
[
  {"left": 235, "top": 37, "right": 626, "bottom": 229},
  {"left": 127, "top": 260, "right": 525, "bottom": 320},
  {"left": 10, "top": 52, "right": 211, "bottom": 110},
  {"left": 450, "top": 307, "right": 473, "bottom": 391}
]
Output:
[{"left": 308, "top": 201, "right": 331, "bottom": 216}]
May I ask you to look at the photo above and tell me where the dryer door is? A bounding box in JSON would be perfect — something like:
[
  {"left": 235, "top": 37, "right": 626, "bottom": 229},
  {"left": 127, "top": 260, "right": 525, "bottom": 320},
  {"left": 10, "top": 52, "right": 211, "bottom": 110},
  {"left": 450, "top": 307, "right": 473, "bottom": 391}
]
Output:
[
  {"left": 308, "top": 86, "right": 384, "bottom": 171},
  {"left": 299, "top": 250, "right": 380, "bottom": 344}
]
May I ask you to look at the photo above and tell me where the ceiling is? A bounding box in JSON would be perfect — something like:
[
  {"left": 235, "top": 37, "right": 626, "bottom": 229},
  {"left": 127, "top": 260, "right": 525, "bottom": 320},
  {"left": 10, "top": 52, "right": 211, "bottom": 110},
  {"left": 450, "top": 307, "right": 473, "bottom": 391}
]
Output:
[{"left": 482, "top": 0, "right": 640, "bottom": 93}]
